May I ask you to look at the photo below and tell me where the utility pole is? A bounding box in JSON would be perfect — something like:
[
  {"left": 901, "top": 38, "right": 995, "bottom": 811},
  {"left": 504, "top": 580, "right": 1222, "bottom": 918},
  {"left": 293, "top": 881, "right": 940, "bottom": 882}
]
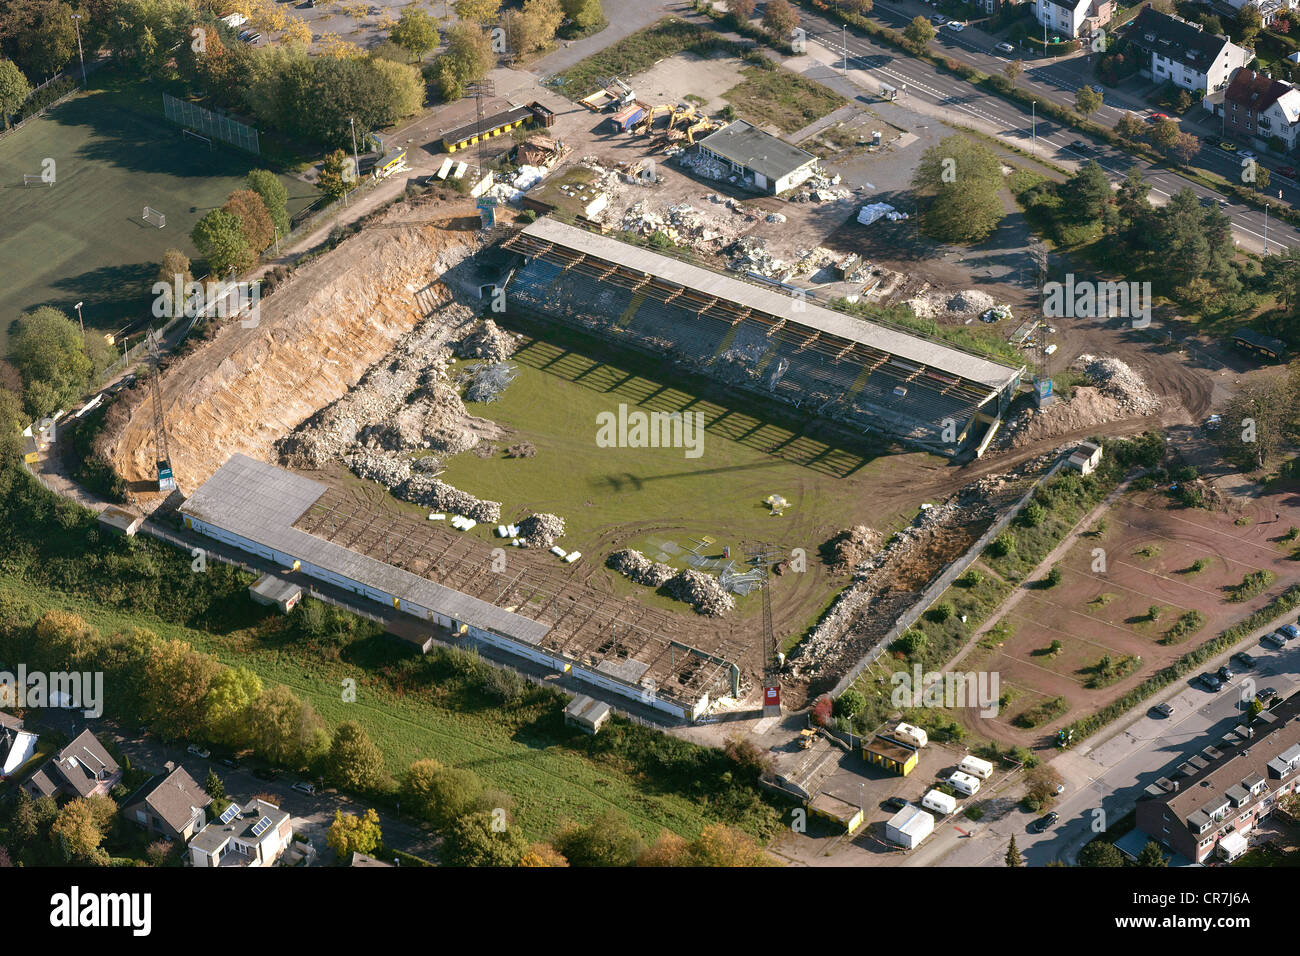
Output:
[
  {"left": 843, "top": 23, "right": 847, "bottom": 75},
  {"left": 74, "top": 301, "right": 84, "bottom": 340},
  {"left": 1032, "top": 100, "right": 1037, "bottom": 156},
  {"left": 71, "top": 14, "right": 86, "bottom": 86}
]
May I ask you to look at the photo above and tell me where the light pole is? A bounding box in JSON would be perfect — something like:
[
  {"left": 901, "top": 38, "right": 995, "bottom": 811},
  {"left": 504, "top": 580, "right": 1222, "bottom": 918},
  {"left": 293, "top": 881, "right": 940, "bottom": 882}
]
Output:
[
  {"left": 71, "top": 14, "right": 86, "bottom": 86},
  {"left": 74, "top": 301, "right": 84, "bottom": 340},
  {"left": 843, "top": 23, "right": 847, "bottom": 75},
  {"left": 1032, "top": 100, "right": 1037, "bottom": 155},
  {"left": 348, "top": 116, "right": 360, "bottom": 207}
]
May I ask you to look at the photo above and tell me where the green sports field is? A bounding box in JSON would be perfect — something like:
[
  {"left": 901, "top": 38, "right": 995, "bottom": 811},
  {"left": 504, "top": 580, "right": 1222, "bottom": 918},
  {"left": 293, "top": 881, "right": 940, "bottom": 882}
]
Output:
[{"left": 0, "top": 86, "right": 314, "bottom": 355}]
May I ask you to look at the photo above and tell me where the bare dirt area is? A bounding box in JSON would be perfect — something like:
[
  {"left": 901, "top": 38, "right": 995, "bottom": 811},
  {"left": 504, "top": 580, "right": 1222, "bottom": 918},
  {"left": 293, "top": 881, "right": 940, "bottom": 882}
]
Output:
[
  {"left": 961, "top": 483, "right": 1300, "bottom": 748},
  {"left": 99, "top": 199, "right": 485, "bottom": 498}
]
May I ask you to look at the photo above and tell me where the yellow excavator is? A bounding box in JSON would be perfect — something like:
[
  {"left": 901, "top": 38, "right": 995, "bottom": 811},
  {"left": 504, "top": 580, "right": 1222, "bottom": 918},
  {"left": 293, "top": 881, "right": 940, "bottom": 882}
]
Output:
[
  {"left": 684, "top": 117, "right": 720, "bottom": 145},
  {"left": 632, "top": 103, "right": 673, "bottom": 137}
]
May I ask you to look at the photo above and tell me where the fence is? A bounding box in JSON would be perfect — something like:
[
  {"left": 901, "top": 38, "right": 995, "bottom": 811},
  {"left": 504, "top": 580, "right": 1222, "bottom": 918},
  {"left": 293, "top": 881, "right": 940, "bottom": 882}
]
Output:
[
  {"left": 828, "top": 455, "right": 1068, "bottom": 699},
  {"left": 162, "top": 93, "right": 260, "bottom": 154}
]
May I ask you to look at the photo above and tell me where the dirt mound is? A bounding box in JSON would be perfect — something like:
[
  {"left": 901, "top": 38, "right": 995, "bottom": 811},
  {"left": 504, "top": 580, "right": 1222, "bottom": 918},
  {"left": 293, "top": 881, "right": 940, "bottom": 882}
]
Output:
[
  {"left": 456, "top": 319, "right": 519, "bottom": 363},
  {"left": 1074, "top": 353, "right": 1161, "bottom": 415},
  {"left": 665, "top": 568, "right": 735, "bottom": 617},
  {"left": 906, "top": 289, "right": 996, "bottom": 319},
  {"left": 516, "top": 513, "right": 565, "bottom": 548},
  {"left": 103, "top": 203, "right": 484, "bottom": 494},
  {"left": 821, "top": 525, "right": 884, "bottom": 574},
  {"left": 606, "top": 549, "right": 676, "bottom": 587}
]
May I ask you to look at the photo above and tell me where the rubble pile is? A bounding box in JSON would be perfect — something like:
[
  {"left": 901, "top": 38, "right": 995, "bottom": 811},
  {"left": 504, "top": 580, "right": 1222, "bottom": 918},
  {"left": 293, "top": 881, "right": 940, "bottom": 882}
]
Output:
[
  {"left": 456, "top": 319, "right": 518, "bottom": 364},
  {"left": 619, "top": 199, "right": 752, "bottom": 251},
  {"left": 823, "top": 525, "right": 885, "bottom": 574},
  {"left": 675, "top": 150, "right": 728, "bottom": 181},
  {"left": 515, "top": 512, "right": 565, "bottom": 548},
  {"left": 791, "top": 168, "right": 852, "bottom": 203},
  {"left": 1074, "top": 353, "right": 1162, "bottom": 414},
  {"left": 665, "top": 568, "right": 735, "bottom": 617},
  {"left": 403, "top": 474, "right": 502, "bottom": 522},
  {"left": 906, "top": 289, "right": 996, "bottom": 320},
  {"left": 726, "top": 236, "right": 786, "bottom": 277},
  {"left": 606, "top": 549, "right": 676, "bottom": 587},
  {"left": 361, "top": 382, "right": 480, "bottom": 456}
]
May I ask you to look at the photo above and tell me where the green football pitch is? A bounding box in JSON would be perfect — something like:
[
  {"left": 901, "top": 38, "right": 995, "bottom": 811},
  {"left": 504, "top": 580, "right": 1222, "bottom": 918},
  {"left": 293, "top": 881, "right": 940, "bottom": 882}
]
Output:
[{"left": 0, "top": 88, "right": 315, "bottom": 355}]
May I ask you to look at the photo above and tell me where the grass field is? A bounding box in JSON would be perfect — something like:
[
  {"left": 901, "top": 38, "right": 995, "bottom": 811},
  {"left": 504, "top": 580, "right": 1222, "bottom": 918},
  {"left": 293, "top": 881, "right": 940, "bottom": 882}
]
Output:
[
  {"left": 0, "top": 78, "right": 314, "bottom": 355},
  {"left": 436, "top": 320, "right": 928, "bottom": 628},
  {"left": 723, "top": 65, "right": 847, "bottom": 134}
]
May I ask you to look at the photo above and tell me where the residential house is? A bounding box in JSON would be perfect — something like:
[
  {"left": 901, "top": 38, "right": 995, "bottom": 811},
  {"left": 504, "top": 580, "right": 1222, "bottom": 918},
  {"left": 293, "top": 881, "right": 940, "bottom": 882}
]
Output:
[
  {"left": 1127, "top": 8, "right": 1254, "bottom": 96},
  {"left": 1034, "top": 0, "right": 1114, "bottom": 39},
  {"left": 1136, "top": 691, "right": 1300, "bottom": 863},
  {"left": 21, "top": 729, "right": 121, "bottom": 801},
  {"left": 123, "top": 764, "right": 211, "bottom": 842},
  {"left": 1218, "top": 0, "right": 1290, "bottom": 27},
  {"left": 189, "top": 798, "right": 292, "bottom": 868},
  {"left": 1221, "top": 68, "right": 1300, "bottom": 151}
]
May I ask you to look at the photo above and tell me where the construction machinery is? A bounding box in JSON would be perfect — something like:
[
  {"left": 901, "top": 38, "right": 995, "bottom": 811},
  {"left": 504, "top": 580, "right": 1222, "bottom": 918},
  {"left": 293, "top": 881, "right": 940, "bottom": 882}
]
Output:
[
  {"left": 684, "top": 117, "right": 721, "bottom": 145},
  {"left": 146, "top": 329, "right": 175, "bottom": 493},
  {"left": 748, "top": 544, "right": 784, "bottom": 716},
  {"left": 632, "top": 103, "right": 672, "bottom": 136}
]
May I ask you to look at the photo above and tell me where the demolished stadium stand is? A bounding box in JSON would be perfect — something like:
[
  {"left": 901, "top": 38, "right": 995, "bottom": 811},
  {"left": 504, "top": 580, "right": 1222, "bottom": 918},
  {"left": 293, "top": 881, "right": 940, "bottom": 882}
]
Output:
[{"left": 503, "top": 218, "right": 1025, "bottom": 457}]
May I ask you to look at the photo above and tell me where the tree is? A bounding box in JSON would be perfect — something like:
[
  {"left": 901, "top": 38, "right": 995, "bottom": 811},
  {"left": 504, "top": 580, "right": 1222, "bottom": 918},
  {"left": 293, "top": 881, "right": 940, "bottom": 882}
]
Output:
[
  {"left": 11, "top": 790, "right": 57, "bottom": 845},
  {"left": 191, "top": 209, "right": 252, "bottom": 277},
  {"left": 1079, "top": 840, "right": 1125, "bottom": 866},
  {"left": 282, "top": 16, "right": 312, "bottom": 45},
  {"left": 0, "top": 0, "right": 77, "bottom": 79},
  {"left": 10, "top": 306, "right": 94, "bottom": 418},
  {"left": 403, "top": 759, "right": 483, "bottom": 828},
  {"left": 725, "top": 0, "right": 755, "bottom": 21},
  {"left": 0, "top": 58, "right": 32, "bottom": 128},
  {"left": 222, "top": 188, "right": 275, "bottom": 256},
  {"left": 50, "top": 795, "right": 116, "bottom": 865},
  {"left": 433, "top": 20, "right": 494, "bottom": 101},
  {"left": 444, "top": 810, "right": 530, "bottom": 866},
  {"left": 158, "top": 248, "right": 193, "bottom": 289},
  {"left": 1062, "top": 160, "right": 1112, "bottom": 223},
  {"left": 505, "top": 0, "right": 562, "bottom": 56},
  {"left": 142, "top": 639, "right": 220, "bottom": 739},
  {"left": 317, "top": 148, "right": 357, "bottom": 202},
  {"left": 1136, "top": 840, "right": 1168, "bottom": 866},
  {"left": 842, "top": 0, "right": 872, "bottom": 12},
  {"left": 247, "top": 683, "right": 330, "bottom": 766},
  {"left": 762, "top": 0, "right": 799, "bottom": 39},
  {"left": 327, "top": 808, "right": 383, "bottom": 858},
  {"left": 1003, "top": 58, "right": 1023, "bottom": 83},
  {"left": 327, "top": 720, "right": 387, "bottom": 791},
  {"left": 1115, "top": 111, "right": 1145, "bottom": 140},
  {"left": 1167, "top": 130, "right": 1201, "bottom": 165},
  {"left": 518, "top": 842, "right": 569, "bottom": 866},
  {"left": 1005, "top": 834, "right": 1024, "bottom": 866},
  {"left": 390, "top": 6, "right": 439, "bottom": 61},
  {"left": 1237, "top": 3, "right": 1263, "bottom": 45},
  {"left": 560, "top": 0, "right": 603, "bottom": 30},
  {"left": 454, "top": 0, "right": 501, "bottom": 23},
  {"left": 834, "top": 688, "right": 867, "bottom": 718},
  {"left": 903, "top": 15, "right": 935, "bottom": 52},
  {"left": 245, "top": 169, "right": 290, "bottom": 237},
  {"left": 203, "top": 665, "right": 263, "bottom": 746},
  {"left": 680, "top": 824, "right": 768, "bottom": 866},
  {"left": 1150, "top": 118, "right": 1180, "bottom": 154},
  {"left": 1074, "top": 85, "right": 1103, "bottom": 118},
  {"left": 912, "top": 135, "right": 1005, "bottom": 243},
  {"left": 552, "top": 811, "right": 646, "bottom": 867},
  {"left": 32, "top": 609, "right": 98, "bottom": 670},
  {"left": 205, "top": 769, "right": 226, "bottom": 804}
]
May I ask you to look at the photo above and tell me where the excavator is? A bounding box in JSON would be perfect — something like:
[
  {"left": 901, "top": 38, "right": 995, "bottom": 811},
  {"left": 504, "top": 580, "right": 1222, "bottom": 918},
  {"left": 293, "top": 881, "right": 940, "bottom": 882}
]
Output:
[{"left": 632, "top": 103, "right": 673, "bottom": 137}]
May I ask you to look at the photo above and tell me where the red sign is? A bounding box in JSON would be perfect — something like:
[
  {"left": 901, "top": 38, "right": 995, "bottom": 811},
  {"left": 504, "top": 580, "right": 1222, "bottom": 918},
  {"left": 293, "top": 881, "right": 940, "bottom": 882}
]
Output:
[{"left": 765, "top": 685, "right": 780, "bottom": 705}]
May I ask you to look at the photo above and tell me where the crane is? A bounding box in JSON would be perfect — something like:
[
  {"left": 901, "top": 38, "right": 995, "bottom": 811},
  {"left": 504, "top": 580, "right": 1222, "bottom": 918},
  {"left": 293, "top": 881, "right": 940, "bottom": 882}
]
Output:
[
  {"left": 146, "top": 329, "right": 175, "bottom": 493},
  {"left": 748, "top": 544, "right": 784, "bottom": 716}
]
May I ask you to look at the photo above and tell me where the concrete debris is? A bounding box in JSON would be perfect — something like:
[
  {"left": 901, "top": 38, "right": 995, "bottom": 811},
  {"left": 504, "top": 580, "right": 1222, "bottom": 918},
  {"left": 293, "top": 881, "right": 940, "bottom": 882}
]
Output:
[
  {"left": 857, "top": 202, "right": 908, "bottom": 225},
  {"left": 1074, "top": 353, "right": 1162, "bottom": 415},
  {"left": 824, "top": 525, "right": 885, "bottom": 574},
  {"left": 765, "top": 212, "right": 786, "bottom": 223},
  {"left": 401, "top": 473, "right": 502, "bottom": 523},
  {"left": 457, "top": 318, "right": 519, "bottom": 364},
  {"left": 665, "top": 568, "right": 735, "bottom": 617},
  {"left": 675, "top": 150, "right": 728, "bottom": 181},
  {"left": 606, "top": 548, "right": 676, "bottom": 587},
  {"left": 464, "top": 362, "right": 518, "bottom": 404},
  {"left": 726, "top": 235, "right": 786, "bottom": 276},
  {"left": 906, "top": 289, "right": 996, "bottom": 320},
  {"left": 619, "top": 199, "right": 752, "bottom": 251},
  {"left": 515, "top": 512, "right": 565, "bottom": 548}
]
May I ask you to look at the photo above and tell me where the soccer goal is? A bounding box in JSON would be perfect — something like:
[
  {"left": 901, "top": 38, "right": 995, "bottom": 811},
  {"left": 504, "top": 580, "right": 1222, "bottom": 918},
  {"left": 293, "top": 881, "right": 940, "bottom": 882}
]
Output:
[
  {"left": 143, "top": 206, "right": 166, "bottom": 229},
  {"left": 182, "top": 128, "right": 213, "bottom": 149},
  {"left": 22, "top": 174, "right": 52, "bottom": 187}
]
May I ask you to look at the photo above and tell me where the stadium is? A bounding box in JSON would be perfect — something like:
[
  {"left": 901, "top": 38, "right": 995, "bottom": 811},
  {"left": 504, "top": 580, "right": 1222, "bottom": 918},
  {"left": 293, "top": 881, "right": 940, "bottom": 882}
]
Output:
[{"left": 503, "top": 218, "right": 1026, "bottom": 458}]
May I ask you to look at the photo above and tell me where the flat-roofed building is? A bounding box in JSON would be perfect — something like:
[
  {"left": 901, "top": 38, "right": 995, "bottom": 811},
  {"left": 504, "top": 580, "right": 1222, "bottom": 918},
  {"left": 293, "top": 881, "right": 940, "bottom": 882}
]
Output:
[{"left": 695, "top": 121, "right": 817, "bottom": 195}]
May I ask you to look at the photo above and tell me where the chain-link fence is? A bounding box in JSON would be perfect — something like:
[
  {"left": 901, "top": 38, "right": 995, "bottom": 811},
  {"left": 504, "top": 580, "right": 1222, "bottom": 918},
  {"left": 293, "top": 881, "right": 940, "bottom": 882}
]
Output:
[{"left": 162, "top": 93, "right": 259, "bottom": 154}]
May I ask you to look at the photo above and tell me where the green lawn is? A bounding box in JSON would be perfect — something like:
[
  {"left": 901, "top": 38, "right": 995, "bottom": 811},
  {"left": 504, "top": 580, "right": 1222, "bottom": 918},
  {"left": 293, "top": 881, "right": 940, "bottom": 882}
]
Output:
[
  {"left": 0, "top": 79, "right": 314, "bottom": 355},
  {"left": 723, "top": 65, "right": 847, "bottom": 135}
]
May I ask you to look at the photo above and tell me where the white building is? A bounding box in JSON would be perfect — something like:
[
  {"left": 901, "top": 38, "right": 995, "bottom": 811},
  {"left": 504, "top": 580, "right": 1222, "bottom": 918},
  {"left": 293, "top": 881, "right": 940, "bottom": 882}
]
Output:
[
  {"left": 189, "top": 798, "right": 292, "bottom": 868},
  {"left": 1034, "top": 0, "right": 1114, "bottom": 40},
  {"left": 1128, "top": 8, "right": 1254, "bottom": 96},
  {"left": 885, "top": 805, "right": 934, "bottom": 849}
]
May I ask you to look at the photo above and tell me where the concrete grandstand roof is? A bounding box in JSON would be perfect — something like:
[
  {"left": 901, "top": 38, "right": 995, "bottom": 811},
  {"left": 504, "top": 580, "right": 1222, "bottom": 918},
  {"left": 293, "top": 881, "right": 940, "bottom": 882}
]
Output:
[
  {"left": 179, "top": 454, "right": 552, "bottom": 645},
  {"left": 518, "top": 218, "right": 1022, "bottom": 391}
]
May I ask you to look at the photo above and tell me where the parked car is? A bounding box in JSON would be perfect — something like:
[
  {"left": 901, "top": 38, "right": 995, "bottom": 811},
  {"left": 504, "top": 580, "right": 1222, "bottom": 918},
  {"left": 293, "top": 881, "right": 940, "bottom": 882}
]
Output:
[
  {"left": 1068, "top": 139, "right": 1091, "bottom": 153},
  {"left": 1055, "top": 784, "right": 1066, "bottom": 795},
  {"left": 1240, "top": 149, "right": 1257, "bottom": 160},
  {"left": 1260, "top": 687, "right": 1278, "bottom": 703},
  {"left": 930, "top": 14, "right": 948, "bottom": 24},
  {"left": 884, "top": 796, "right": 909, "bottom": 811},
  {"left": 1233, "top": 651, "right": 1256, "bottom": 668},
  {"left": 1148, "top": 112, "right": 1171, "bottom": 123},
  {"left": 1276, "top": 165, "right": 1297, "bottom": 178},
  {"left": 292, "top": 781, "right": 317, "bottom": 795},
  {"left": 1220, "top": 140, "right": 1238, "bottom": 151},
  {"left": 1034, "top": 811, "right": 1059, "bottom": 832},
  {"left": 996, "top": 42, "right": 1016, "bottom": 54},
  {"left": 1218, "top": 665, "right": 1234, "bottom": 681},
  {"left": 1281, "top": 623, "right": 1300, "bottom": 639},
  {"left": 1262, "top": 632, "right": 1287, "bottom": 649},
  {"left": 186, "top": 744, "right": 210, "bottom": 759},
  {"left": 1154, "top": 702, "right": 1175, "bottom": 717},
  {"left": 947, "top": 21, "right": 966, "bottom": 31},
  {"left": 1201, "top": 673, "right": 1223, "bottom": 691}
]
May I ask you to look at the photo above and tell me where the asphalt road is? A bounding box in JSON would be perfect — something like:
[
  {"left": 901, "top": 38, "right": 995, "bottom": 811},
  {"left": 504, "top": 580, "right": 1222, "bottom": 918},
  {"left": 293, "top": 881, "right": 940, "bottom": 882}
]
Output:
[{"left": 799, "top": 0, "right": 1298, "bottom": 254}]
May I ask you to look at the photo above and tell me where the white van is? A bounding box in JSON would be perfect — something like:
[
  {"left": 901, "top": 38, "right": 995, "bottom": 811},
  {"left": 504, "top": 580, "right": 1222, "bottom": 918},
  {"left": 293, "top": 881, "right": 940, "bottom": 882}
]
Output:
[
  {"left": 922, "top": 789, "right": 957, "bottom": 816},
  {"left": 959, "top": 755, "right": 994, "bottom": 780},
  {"left": 948, "top": 771, "right": 981, "bottom": 796}
]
